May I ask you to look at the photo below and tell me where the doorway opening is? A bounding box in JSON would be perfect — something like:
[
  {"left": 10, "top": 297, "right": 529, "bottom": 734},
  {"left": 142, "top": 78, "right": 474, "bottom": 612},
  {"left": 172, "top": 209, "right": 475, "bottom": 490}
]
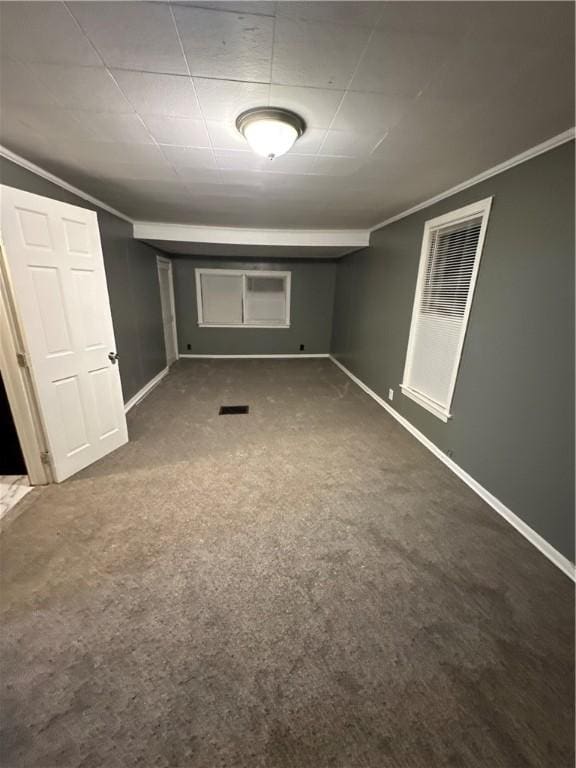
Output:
[
  {"left": 0, "top": 370, "right": 32, "bottom": 518},
  {"left": 157, "top": 256, "right": 178, "bottom": 367}
]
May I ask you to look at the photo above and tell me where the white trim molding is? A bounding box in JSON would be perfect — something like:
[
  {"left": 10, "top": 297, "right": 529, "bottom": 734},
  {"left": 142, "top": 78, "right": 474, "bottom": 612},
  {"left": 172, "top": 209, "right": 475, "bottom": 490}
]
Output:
[
  {"left": 179, "top": 354, "right": 329, "bottom": 359},
  {"left": 156, "top": 255, "right": 179, "bottom": 365},
  {"left": 197, "top": 324, "right": 290, "bottom": 329},
  {"left": 124, "top": 367, "right": 169, "bottom": 413},
  {"left": 0, "top": 145, "right": 132, "bottom": 223},
  {"left": 133, "top": 221, "right": 370, "bottom": 249},
  {"left": 370, "top": 128, "right": 575, "bottom": 232},
  {"left": 196, "top": 267, "right": 291, "bottom": 329},
  {"left": 330, "top": 355, "right": 575, "bottom": 581}
]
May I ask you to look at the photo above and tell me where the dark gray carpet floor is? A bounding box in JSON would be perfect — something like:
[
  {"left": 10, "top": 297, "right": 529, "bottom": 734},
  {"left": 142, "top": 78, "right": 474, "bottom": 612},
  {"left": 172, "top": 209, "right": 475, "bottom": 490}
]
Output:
[{"left": 1, "top": 359, "right": 573, "bottom": 768}]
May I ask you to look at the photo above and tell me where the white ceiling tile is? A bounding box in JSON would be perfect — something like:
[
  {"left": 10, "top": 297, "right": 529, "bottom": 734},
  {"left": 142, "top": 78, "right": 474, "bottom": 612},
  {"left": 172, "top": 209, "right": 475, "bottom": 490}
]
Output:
[
  {"left": 311, "top": 156, "right": 365, "bottom": 177},
  {"left": 371, "top": 96, "right": 478, "bottom": 161},
  {"left": 292, "top": 128, "right": 326, "bottom": 155},
  {"left": 272, "top": 17, "right": 370, "bottom": 90},
  {"left": 0, "top": 105, "right": 96, "bottom": 144},
  {"left": 74, "top": 112, "right": 154, "bottom": 144},
  {"left": 269, "top": 84, "right": 343, "bottom": 129},
  {"left": 0, "top": 2, "right": 101, "bottom": 66},
  {"left": 182, "top": 2, "right": 277, "bottom": 16},
  {"left": 464, "top": 1, "right": 574, "bottom": 49},
  {"left": 0, "top": 113, "right": 51, "bottom": 156},
  {"left": 104, "top": 178, "right": 191, "bottom": 201},
  {"left": 174, "top": 167, "right": 222, "bottom": 185},
  {"left": 206, "top": 121, "right": 248, "bottom": 151},
  {"left": 215, "top": 150, "right": 266, "bottom": 172},
  {"left": 0, "top": 1, "right": 572, "bottom": 229},
  {"left": 349, "top": 29, "right": 452, "bottom": 96},
  {"left": 260, "top": 153, "right": 315, "bottom": 175},
  {"left": 214, "top": 150, "right": 314, "bottom": 175},
  {"left": 217, "top": 169, "right": 267, "bottom": 190},
  {"left": 95, "top": 161, "right": 179, "bottom": 182},
  {"left": 185, "top": 181, "right": 257, "bottom": 200},
  {"left": 277, "top": 2, "right": 384, "bottom": 28},
  {"left": 377, "top": 3, "right": 471, "bottom": 36},
  {"left": 320, "top": 130, "right": 384, "bottom": 157},
  {"left": 142, "top": 116, "right": 210, "bottom": 147},
  {"left": 112, "top": 70, "right": 201, "bottom": 118},
  {"left": 0, "top": 59, "right": 59, "bottom": 107},
  {"left": 261, "top": 172, "right": 337, "bottom": 194},
  {"left": 66, "top": 141, "right": 166, "bottom": 166},
  {"left": 194, "top": 78, "right": 269, "bottom": 122},
  {"left": 160, "top": 146, "right": 217, "bottom": 170},
  {"left": 331, "top": 92, "right": 413, "bottom": 134},
  {"left": 68, "top": 2, "right": 187, "bottom": 74},
  {"left": 30, "top": 63, "right": 133, "bottom": 113},
  {"left": 173, "top": 6, "right": 274, "bottom": 82},
  {"left": 425, "top": 37, "right": 534, "bottom": 102}
]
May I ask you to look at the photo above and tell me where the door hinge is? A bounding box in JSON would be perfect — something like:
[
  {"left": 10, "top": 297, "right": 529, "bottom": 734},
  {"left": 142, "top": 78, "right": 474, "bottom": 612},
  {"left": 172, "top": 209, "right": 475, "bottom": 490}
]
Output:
[
  {"left": 40, "top": 451, "right": 50, "bottom": 466},
  {"left": 16, "top": 351, "right": 27, "bottom": 368}
]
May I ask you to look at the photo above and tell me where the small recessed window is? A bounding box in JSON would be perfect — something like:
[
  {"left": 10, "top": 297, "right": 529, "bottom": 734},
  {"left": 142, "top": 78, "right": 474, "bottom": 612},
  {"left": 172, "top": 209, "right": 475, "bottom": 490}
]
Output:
[
  {"left": 401, "top": 197, "right": 493, "bottom": 422},
  {"left": 195, "top": 268, "right": 291, "bottom": 328}
]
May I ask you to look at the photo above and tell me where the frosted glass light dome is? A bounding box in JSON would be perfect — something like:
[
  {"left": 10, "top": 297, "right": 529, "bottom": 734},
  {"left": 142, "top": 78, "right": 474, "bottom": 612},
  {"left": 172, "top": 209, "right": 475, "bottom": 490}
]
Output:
[{"left": 236, "top": 108, "right": 306, "bottom": 160}]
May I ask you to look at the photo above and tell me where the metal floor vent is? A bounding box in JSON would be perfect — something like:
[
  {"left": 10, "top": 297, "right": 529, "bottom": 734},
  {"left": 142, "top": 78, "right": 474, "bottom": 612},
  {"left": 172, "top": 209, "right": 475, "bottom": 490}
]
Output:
[{"left": 219, "top": 405, "right": 249, "bottom": 415}]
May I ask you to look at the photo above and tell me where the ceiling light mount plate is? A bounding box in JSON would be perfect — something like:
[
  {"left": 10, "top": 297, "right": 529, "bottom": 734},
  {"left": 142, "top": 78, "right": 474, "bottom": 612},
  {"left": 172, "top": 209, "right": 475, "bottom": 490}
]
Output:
[{"left": 236, "top": 107, "right": 306, "bottom": 160}]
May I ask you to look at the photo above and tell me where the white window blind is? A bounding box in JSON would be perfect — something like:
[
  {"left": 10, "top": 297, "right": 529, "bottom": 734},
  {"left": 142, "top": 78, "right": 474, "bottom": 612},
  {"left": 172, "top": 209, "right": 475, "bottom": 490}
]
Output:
[
  {"left": 199, "top": 272, "right": 243, "bottom": 325},
  {"left": 401, "top": 198, "right": 492, "bottom": 421},
  {"left": 195, "top": 269, "right": 291, "bottom": 328},
  {"left": 244, "top": 275, "right": 287, "bottom": 325}
]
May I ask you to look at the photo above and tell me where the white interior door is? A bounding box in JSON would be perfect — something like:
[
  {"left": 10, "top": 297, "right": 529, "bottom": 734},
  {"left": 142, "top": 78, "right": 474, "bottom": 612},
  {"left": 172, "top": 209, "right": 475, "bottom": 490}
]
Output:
[
  {"left": 157, "top": 256, "right": 177, "bottom": 365},
  {"left": 0, "top": 185, "right": 128, "bottom": 482}
]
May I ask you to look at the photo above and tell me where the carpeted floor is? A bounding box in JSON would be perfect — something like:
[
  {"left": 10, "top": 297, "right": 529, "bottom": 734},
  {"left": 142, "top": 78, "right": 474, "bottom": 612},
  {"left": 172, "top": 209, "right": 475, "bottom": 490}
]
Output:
[{"left": 1, "top": 359, "right": 573, "bottom": 768}]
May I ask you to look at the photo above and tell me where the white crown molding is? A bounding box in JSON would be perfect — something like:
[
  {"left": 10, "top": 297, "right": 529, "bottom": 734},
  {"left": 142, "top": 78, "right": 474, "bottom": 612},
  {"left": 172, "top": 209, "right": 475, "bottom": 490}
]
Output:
[
  {"left": 0, "top": 145, "right": 133, "bottom": 224},
  {"left": 369, "top": 127, "right": 576, "bottom": 233},
  {"left": 133, "top": 221, "right": 370, "bottom": 249},
  {"left": 330, "top": 355, "right": 575, "bottom": 581}
]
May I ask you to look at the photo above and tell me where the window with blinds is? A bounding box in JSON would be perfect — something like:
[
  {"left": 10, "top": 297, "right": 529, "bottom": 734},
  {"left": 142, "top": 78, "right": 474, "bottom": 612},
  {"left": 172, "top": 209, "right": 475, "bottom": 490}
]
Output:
[
  {"left": 401, "top": 198, "right": 492, "bottom": 421},
  {"left": 195, "top": 269, "right": 291, "bottom": 328}
]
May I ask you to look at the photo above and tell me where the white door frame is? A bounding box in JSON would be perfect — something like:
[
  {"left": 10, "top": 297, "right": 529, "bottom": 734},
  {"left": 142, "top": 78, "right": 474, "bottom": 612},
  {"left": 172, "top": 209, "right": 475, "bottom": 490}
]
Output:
[
  {"left": 156, "top": 255, "right": 178, "bottom": 365},
  {"left": 0, "top": 244, "right": 51, "bottom": 485}
]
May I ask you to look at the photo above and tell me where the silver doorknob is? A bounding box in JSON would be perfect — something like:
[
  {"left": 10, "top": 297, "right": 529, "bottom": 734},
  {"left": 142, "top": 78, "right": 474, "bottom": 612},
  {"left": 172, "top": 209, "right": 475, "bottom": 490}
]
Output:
[{"left": 108, "top": 352, "right": 119, "bottom": 364}]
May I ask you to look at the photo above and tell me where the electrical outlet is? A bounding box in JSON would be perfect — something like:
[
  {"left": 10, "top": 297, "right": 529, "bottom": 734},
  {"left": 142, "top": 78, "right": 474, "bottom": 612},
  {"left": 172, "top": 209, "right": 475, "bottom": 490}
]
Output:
[
  {"left": 187, "top": 343, "right": 191, "bottom": 350},
  {"left": 299, "top": 344, "right": 305, "bottom": 351},
  {"left": 388, "top": 388, "right": 394, "bottom": 401}
]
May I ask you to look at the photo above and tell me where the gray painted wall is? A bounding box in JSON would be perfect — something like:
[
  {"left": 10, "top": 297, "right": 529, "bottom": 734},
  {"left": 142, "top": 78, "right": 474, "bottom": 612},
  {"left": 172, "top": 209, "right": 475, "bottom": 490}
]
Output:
[
  {"left": 0, "top": 158, "right": 166, "bottom": 402},
  {"left": 332, "top": 141, "right": 575, "bottom": 562},
  {"left": 173, "top": 258, "right": 336, "bottom": 355}
]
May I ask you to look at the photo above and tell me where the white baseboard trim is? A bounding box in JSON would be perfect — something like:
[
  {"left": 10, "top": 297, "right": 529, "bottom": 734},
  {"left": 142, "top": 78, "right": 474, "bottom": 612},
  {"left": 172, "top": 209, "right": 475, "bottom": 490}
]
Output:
[
  {"left": 124, "top": 367, "right": 169, "bottom": 413},
  {"left": 179, "top": 353, "right": 330, "bottom": 359},
  {"left": 329, "top": 355, "right": 575, "bottom": 581}
]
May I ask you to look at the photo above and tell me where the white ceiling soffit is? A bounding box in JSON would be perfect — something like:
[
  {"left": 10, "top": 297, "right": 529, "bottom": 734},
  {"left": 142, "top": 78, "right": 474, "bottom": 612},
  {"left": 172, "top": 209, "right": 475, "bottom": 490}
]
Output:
[
  {"left": 134, "top": 222, "right": 369, "bottom": 258},
  {"left": 140, "top": 241, "right": 359, "bottom": 259},
  {"left": 0, "top": 1, "right": 573, "bottom": 230}
]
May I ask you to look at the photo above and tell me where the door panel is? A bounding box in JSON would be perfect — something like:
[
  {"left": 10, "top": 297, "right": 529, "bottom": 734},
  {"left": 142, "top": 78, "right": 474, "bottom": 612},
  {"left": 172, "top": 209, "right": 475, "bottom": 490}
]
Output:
[{"left": 0, "top": 185, "right": 128, "bottom": 482}]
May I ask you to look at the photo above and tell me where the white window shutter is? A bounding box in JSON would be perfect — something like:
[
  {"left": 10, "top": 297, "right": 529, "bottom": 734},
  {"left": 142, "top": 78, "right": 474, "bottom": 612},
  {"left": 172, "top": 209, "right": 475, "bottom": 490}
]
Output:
[{"left": 401, "top": 198, "right": 492, "bottom": 421}]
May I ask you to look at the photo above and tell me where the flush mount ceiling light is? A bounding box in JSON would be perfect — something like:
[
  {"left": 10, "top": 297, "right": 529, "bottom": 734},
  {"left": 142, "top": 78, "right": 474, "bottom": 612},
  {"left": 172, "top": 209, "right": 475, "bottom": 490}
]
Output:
[{"left": 236, "top": 107, "right": 306, "bottom": 160}]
